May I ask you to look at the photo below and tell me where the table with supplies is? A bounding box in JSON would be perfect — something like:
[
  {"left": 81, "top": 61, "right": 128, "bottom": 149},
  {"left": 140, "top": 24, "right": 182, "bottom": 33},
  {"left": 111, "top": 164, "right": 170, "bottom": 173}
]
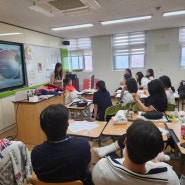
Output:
[{"left": 65, "top": 99, "right": 93, "bottom": 120}]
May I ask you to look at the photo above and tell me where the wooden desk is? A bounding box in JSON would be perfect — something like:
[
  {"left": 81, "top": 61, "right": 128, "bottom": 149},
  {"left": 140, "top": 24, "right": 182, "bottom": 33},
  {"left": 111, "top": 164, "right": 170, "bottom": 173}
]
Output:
[
  {"left": 167, "top": 122, "right": 185, "bottom": 154},
  {"left": 66, "top": 100, "right": 92, "bottom": 120},
  {"left": 13, "top": 94, "right": 64, "bottom": 145},
  {"left": 67, "top": 120, "right": 106, "bottom": 146},
  {"left": 102, "top": 117, "right": 168, "bottom": 141}
]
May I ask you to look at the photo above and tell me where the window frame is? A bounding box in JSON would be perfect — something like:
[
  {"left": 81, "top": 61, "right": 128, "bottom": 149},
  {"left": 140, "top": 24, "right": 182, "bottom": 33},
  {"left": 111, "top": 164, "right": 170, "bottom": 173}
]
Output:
[{"left": 112, "top": 32, "right": 146, "bottom": 71}]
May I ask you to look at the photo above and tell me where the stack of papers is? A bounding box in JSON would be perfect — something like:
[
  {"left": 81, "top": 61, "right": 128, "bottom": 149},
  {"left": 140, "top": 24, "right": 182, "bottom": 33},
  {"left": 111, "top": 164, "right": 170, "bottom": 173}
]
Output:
[{"left": 68, "top": 121, "right": 99, "bottom": 133}]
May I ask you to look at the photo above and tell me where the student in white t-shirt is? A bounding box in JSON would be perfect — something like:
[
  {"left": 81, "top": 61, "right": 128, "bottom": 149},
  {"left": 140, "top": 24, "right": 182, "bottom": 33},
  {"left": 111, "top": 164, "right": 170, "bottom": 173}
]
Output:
[
  {"left": 146, "top": 69, "right": 155, "bottom": 80},
  {"left": 159, "top": 75, "right": 175, "bottom": 105},
  {"left": 92, "top": 120, "right": 180, "bottom": 185},
  {"left": 136, "top": 71, "right": 150, "bottom": 89},
  {"left": 120, "top": 78, "right": 138, "bottom": 106}
]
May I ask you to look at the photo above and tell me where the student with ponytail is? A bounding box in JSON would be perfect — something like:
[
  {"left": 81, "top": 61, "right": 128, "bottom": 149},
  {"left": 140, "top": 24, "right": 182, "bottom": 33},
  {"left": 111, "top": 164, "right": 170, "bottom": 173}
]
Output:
[{"left": 159, "top": 75, "right": 175, "bottom": 105}]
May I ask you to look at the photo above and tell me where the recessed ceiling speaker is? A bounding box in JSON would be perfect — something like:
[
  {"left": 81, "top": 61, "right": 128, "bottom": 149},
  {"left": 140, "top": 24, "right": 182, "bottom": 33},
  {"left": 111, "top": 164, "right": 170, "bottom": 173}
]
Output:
[{"left": 63, "top": 41, "right": 70, "bottom": 45}]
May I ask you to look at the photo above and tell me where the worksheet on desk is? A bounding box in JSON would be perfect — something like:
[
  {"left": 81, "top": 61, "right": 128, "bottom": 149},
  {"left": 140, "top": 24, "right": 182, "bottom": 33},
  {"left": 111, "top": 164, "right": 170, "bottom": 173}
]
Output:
[{"left": 68, "top": 121, "right": 99, "bottom": 132}]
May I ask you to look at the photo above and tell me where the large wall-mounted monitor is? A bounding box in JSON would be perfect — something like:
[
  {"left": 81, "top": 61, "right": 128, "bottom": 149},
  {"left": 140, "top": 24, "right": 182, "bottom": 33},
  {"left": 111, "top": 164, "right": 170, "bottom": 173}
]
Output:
[{"left": 0, "top": 41, "right": 27, "bottom": 92}]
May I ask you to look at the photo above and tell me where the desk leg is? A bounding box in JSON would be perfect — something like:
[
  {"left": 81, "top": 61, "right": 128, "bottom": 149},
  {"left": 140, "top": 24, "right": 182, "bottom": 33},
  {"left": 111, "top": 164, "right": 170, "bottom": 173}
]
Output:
[
  {"left": 180, "top": 154, "right": 185, "bottom": 174},
  {"left": 98, "top": 136, "right": 101, "bottom": 147}
]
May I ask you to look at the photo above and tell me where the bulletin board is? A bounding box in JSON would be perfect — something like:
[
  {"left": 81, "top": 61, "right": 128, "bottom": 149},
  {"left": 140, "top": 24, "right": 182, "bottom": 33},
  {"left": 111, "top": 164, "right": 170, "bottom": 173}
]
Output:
[{"left": 24, "top": 44, "right": 61, "bottom": 87}]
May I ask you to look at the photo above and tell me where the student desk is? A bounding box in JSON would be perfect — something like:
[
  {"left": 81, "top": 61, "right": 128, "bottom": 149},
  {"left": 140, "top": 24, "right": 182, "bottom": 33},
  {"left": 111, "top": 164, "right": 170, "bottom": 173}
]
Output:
[
  {"left": 166, "top": 122, "right": 185, "bottom": 154},
  {"left": 166, "top": 122, "right": 185, "bottom": 173},
  {"left": 78, "top": 89, "right": 96, "bottom": 100},
  {"left": 102, "top": 118, "right": 168, "bottom": 141},
  {"left": 67, "top": 120, "right": 106, "bottom": 146},
  {"left": 65, "top": 100, "right": 92, "bottom": 120},
  {"left": 13, "top": 94, "right": 64, "bottom": 145}
]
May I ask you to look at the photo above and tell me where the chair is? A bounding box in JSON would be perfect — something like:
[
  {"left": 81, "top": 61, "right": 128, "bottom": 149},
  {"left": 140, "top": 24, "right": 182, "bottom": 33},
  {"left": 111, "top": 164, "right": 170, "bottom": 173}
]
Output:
[
  {"left": 166, "top": 103, "right": 175, "bottom": 111},
  {"left": 122, "top": 102, "right": 131, "bottom": 110},
  {"left": 104, "top": 104, "right": 122, "bottom": 121},
  {"left": 132, "top": 104, "right": 139, "bottom": 112},
  {"left": 29, "top": 178, "right": 83, "bottom": 185}
]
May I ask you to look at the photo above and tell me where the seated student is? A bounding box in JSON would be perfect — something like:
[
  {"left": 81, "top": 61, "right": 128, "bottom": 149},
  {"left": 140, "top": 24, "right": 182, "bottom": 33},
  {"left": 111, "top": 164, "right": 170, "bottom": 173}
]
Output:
[
  {"left": 159, "top": 75, "right": 175, "bottom": 105},
  {"left": 92, "top": 120, "right": 179, "bottom": 185},
  {"left": 133, "top": 79, "right": 168, "bottom": 112},
  {"left": 115, "top": 74, "right": 131, "bottom": 96},
  {"left": 93, "top": 79, "right": 168, "bottom": 158},
  {"left": 65, "top": 78, "right": 79, "bottom": 104},
  {"left": 125, "top": 68, "right": 132, "bottom": 77},
  {"left": 146, "top": 68, "right": 155, "bottom": 80},
  {"left": 93, "top": 80, "right": 112, "bottom": 121},
  {"left": 120, "top": 69, "right": 132, "bottom": 86},
  {"left": 31, "top": 104, "right": 92, "bottom": 185},
  {"left": 136, "top": 71, "right": 150, "bottom": 89},
  {"left": 120, "top": 78, "right": 138, "bottom": 106}
]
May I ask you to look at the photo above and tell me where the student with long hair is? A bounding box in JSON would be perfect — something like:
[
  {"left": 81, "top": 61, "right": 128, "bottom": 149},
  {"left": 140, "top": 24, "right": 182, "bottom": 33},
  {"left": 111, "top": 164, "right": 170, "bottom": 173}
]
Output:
[
  {"left": 133, "top": 79, "right": 167, "bottom": 112},
  {"left": 136, "top": 71, "right": 150, "bottom": 89},
  {"left": 50, "top": 63, "right": 65, "bottom": 87},
  {"left": 125, "top": 68, "right": 132, "bottom": 77},
  {"left": 159, "top": 75, "right": 175, "bottom": 105},
  {"left": 93, "top": 80, "right": 112, "bottom": 121},
  {"left": 146, "top": 68, "right": 154, "bottom": 80},
  {"left": 120, "top": 78, "right": 138, "bottom": 106}
]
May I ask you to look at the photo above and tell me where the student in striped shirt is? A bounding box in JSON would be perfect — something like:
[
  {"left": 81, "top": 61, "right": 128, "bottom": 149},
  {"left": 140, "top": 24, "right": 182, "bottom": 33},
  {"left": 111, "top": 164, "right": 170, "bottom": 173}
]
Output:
[{"left": 92, "top": 120, "right": 179, "bottom": 185}]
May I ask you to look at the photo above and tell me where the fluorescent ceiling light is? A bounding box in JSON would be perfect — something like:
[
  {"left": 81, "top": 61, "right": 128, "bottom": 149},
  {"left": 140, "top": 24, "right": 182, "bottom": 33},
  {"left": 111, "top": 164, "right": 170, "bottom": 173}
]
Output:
[
  {"left": 0, "top": 32, "right": 22, "bottom": 36},
  {"left": 51, "top": 24, "right": 93, "bottom": 31},
  {"left": 163, "top": 10, "right": 185, "bottom": 17},
  {"left": 30, "top": 5, "right": 53, "bottom": 17},
  {"left": 101, "top": 15, "right": 152, "bottom": 25}
]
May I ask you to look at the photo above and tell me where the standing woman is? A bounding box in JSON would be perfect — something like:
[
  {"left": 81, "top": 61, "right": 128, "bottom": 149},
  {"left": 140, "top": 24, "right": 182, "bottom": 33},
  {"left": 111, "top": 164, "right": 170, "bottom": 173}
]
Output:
[
  {"left": 50, "top": 63, "right": 65, "bottom": 87},
  {"left": 146, "top": 69, "right": 155, "bottom": 80},
  {"left": 93, "top": 80, "right": 112, "bottom": 121},
  {"left": 136, "top": 71, "right": 150, "bottom": 89},
  {"left": 159, "top": 75, "right": 175, "bottom": 105}
]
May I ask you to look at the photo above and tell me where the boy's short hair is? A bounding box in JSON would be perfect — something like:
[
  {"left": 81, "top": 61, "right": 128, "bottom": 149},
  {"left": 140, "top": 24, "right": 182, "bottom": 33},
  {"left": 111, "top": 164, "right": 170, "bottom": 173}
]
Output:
[
  {"left": 40, "top": 104, "right": 69, "bottom": 141},
  {"left": 126, "top": 120, "right": 164, "bottom": 164}
]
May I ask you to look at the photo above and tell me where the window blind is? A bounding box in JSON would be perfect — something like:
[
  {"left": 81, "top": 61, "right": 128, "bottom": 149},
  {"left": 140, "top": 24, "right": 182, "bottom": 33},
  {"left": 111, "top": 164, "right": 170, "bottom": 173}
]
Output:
[
  {"left": 112, "top": 32, "right": 146, "bottom": 56},
  {"left": 180, "top": 27, "right": 185, "bottom": 45}
]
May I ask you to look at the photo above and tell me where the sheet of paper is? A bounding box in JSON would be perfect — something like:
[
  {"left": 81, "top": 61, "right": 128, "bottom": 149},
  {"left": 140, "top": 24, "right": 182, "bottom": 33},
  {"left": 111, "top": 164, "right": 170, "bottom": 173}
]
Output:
[
  {"left": 68, "top": 121, "right": 99, "bottom": 133},
  {"left": 158, "top": 127, "right": 169, "bottom": 135}
]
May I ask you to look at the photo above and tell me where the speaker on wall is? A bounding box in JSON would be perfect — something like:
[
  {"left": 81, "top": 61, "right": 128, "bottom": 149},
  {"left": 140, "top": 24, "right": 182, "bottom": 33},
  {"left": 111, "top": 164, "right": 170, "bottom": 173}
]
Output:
[{"left": 63, "top": 41, "right": 70, "bottom": 45}]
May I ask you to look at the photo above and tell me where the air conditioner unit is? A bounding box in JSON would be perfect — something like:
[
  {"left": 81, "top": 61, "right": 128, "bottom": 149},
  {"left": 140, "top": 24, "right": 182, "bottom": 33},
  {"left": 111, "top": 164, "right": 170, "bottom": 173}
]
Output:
[{"left": 47, "top": 0, "right": 100, "bottom": 13}]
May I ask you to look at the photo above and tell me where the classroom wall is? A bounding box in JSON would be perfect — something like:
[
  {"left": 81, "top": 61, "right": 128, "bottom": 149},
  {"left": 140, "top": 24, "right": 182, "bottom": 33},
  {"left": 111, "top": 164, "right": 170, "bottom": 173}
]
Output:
[
  {"left": 0, "top": 22, "right": 62, "bottom": 132},
  {"left": 76, "top": 27, "right": 184, "bottom": 94}
]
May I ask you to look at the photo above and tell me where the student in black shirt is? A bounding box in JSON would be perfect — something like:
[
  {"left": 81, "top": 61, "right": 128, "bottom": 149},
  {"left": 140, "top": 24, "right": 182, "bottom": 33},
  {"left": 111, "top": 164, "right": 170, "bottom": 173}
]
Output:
[
  {"left": 133, "top": 79, "right": 167, "bottom": 112},
  {"left": 31, "top": 104, "right": 92, "bottom": 185},
  {"left": 93, "top": 80, "right": 112, "bottom": 121}
]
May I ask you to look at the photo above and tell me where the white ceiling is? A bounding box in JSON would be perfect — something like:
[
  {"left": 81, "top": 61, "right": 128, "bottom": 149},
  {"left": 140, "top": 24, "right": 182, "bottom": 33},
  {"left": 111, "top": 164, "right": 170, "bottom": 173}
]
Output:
[{"left": 0, "top": 0, "right": 185, "bottom": 39}]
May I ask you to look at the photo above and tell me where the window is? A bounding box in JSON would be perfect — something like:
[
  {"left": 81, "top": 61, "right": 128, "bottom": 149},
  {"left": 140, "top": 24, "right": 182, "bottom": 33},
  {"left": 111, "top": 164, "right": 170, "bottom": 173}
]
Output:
[
  {"left": 67, "top": 38, "right": 92, "bottom": 72},
  {"left": 180, "top": 28, "right": 185, "bottom": 68},
  {"left": 112, "top": 32, "right": 146, "bottom": 70}
]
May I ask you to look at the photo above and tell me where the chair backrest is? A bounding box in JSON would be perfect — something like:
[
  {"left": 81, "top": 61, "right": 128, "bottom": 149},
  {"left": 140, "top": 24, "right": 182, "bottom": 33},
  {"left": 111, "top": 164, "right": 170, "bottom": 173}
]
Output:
[
  {"left": 104, "top": 104, "right": 122, "bottom": 120},
  {"left": 166, "top": 103, "right": 175, "bottom": 111},
  {"left": 122, "top": 103, "right": 131, "bottom": 110},
  {"left": 29, "top": 178, "right": 83, "bottom": 185},
  {"left": 132, "top": 104, "right": 139, "bottom": 112}
]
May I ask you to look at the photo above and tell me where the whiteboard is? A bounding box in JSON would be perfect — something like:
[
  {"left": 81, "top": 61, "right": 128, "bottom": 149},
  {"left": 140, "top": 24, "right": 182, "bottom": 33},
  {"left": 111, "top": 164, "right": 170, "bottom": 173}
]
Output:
[{"left": 24, "top": 44, "right": 61, "bottom": 87}]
